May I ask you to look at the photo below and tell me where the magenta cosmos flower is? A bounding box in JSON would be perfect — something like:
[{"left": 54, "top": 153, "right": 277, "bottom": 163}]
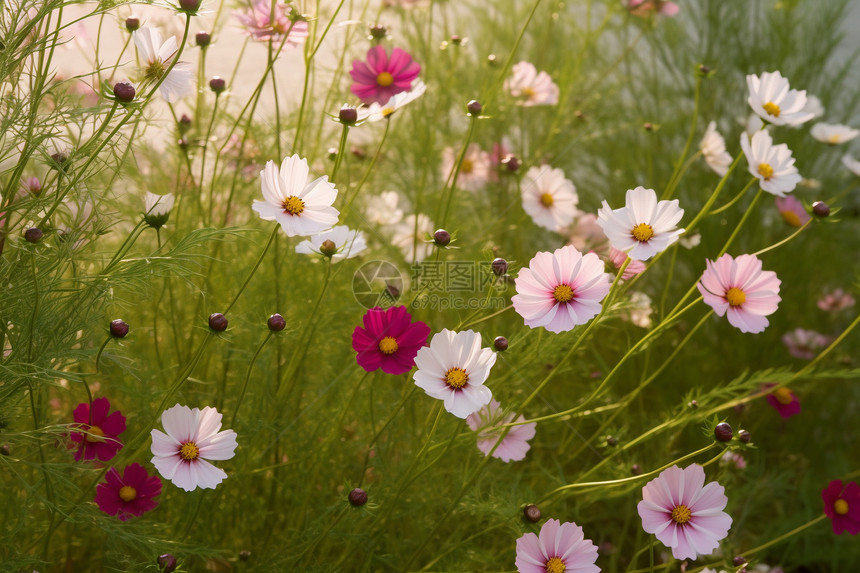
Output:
[
  {"left": 822, "top": 480, "right": 860, "bottom": 535},
  {"left": 466, "top": 399, "right": 536, "bottom": 463},
  {"left": 352, "top": 306, "right": 431, "bottom": 375},
  {"left": 512, "top": 245, "right": 612, "bottom": 333},
  {"left": 350, "top": 45, "right": 421, "bottom": 105},
  {"left": 150, "top": 404, "right": 238, "bottom": 492},
  {"left": 697, "top": 254, "right": 781, "bottom": 334},
  {"left": 763, "top": 383, "right": 800, "bottom": 419},
  {"left": 70, "top": 397, "right": 126, "bottom": 462},
  {"left": 94, "top": 463, "right": 162, "bottom": 521},
  {"left": 515, "top": 518, "right": 599, "bottom": 573},
  {"left": 638, "top": 464, "right": 732, "bottom": 560}
]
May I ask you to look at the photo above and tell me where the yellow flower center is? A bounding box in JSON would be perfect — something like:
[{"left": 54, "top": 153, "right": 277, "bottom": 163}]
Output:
[
  {"left": 545, "top": 557, "right": 566, "bottom": 573},
  {"left": 632, "top": 223, "right": 654, "bottom": 242},
  {"left": 376, "top": 72, "right": 394, "bottom": 87},
  {"left": 773, "top": 387, "right": 794, "bottom": 405},
  {"left": 757, "top": 163, "right": 774, "bottom": 180},
  {"left": 460, "top": 158, "right": 474, "bottom": 174},
  {"left": 762, "top": 101, "right": 781, "bottom": 117},
  {"left": 828, "top": 134, "right": 841, "bottom": 144},
  {"left": 282, "top": 195, "right": 305, "bottom": 216},
  {"left": 445, "top": 367, "right": 469, "bottom": 389},
  {"left": 179, "top": 441, "right": 200, "bottom": 461},
  {"left": 671, "top": 505, "right": 692, "bottom": 524},
  {"left": 382, "top": 107, "right": 395, "bottom": 117},
  {"left": 553, "top": 284, "right": 574, "bottom": 303},
  {"left": 86, "top": 426, "right": 105, "bottom": 443},
  {"left": 834, "top": 498, "right": 849, "bottom": 515},
  {"left": 378, "top": 336, "right": 399, "bottom": 355},
  {"left": 119, "top": 485, "right": 137, "bottom": 502},
  {"left": 725, "top": 287, "right": 746, "bottom": 306},
  {"left": 145, "top": 60, "right": 166, "bottom": 82},
  {"left": 540, "top": 192, "right": 554, "bottom": 207},
  {"left": 780, "top": 210, "right": 802, "bottom": 227},
  {"left": 522, "top": 87, "right": 536, "bottom": 98}
]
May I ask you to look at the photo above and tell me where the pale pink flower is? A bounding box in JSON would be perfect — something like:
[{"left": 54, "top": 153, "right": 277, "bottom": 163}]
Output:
[
  {"left": 505, "top": 61, "right": 559, "bottom": 107},
  {"left": 608, "top": 247, "right": 646, "bottom": 280},
  {"left": 441, "top": 144, "right": 491, "bottom": 191},
  {"left": 698, "top": 254, "right": 781, "bottom": 334},
  {"left": 235, "top": 0, "right": 309, "bottom": 46},
  {"left": 567, "top": 213, "right": 608, "bottom": 252},
  {"left": 512, "top": 245, "right": 612, "bottom": 333},
  {"left": 466, "top": 400, "right": 536, "bottom": 463},
  {"left": 520, "top": 165, "right": 579, "bottom": 232},
  {"left": 740, "top": 130, "right": 801, "bottom": 197},
  {"left": 700, "top": 121, "right": 733, "bottom": 177},
  {"left": 133, "top": 26, "right": 194, "bottom": 102},
  {"left": 638, "top": 464, "right": 732, "bottom": 560},
  {"left": 775, "top": 196, "right": 810, "bottom": 227},
  {"left": 597, "top": 186, "right": 685, "bottom": 261},
  {"left": 747, "top": 71, "right": 814, "bottom": 126},
  {"left": 627, "top": 0, "right": 679, "bottom": 17},
  {"left": 720, "top": 451, "right": 747, "bottom": 470},
  {"left": 782, "top": 328, "right": 831, "bottom": 359},
  {"left": 817, "top": 288, "right": 855, "bottom": 312},
  {"left": 515, "top": 519, "right": 599, "bottom": 573}
]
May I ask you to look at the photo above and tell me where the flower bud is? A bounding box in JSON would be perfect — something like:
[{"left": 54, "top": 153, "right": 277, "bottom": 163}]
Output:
[
  {"left": 208, "top": 312, "right": 228, "bottom": 332},
  {"left": 348, "top": 487, "right": 368, "bottom": 506},
  {"left": 178, "top": 0, "right": 201, "bottom": 13},
  {"left": 209, "top": 76, "right": 226, "bottom": 94},
  {"left": 369, "top": 24, "right": 387, "bottom": 39},
  {"left": 491, "top": 258, "right": 507, "bottom": 276},
  {"left": 110, "top": 319, "right": 129, "bottom": 338},
  {"left": 50, "top": 152, "right": 68, "bottom": 172},
  {"left": 25, "top": 177, "right": 41, "bottom": 195},
  {"left": 178, "top": 114, "right": 192, "bottom": 135},
  {"left": 339, "top": 105, "right": 358, "bottom": 125},
  {"left": 500, "top": 154, "right": 520, "bottom": 173},
  {"left": 196, "top": 31, "right": 211, "bottom": 48},
  {"left": 327, "top": 147, "right": 338, "bottom": 161},
  {"left": 157, "top": 554, "right": 177, "bottom": 573},
  {"left": 606, "top": 436, "right": 617, "bottom": 447},
  {"left": 113, "top": 82, "right": 135, "bottom": 103},
  {"left": 738, "top": 429, "right": 751, "bottom": 444},
  {"left": 697, "top": 64, "right": 711, "bottom": 77},
  {"left": 125, "top": 18, "right": 140, "bottom": 32},
  {"left": 732, "top": 556, "right": 747, "bottom": 567},
  {"left": 0, "top": 444, "right": 9, "bottom": 456},
  {"left": 487, "top": 54, "right": 497, "bottom": 66},
  {"left": 268, "top": 313, "right": 286, "bottom": 332},
  {"left": 178, "top": 138, "right": 189, "bottom": 151},
  {"left": 467, "top": 100, "right": 482, "bottom": 116},
  {"left": 714, "top": 422, "right": 733, "bottom": 442},
  {"left": 812, "top": 201, "right": 830, "bottom": 217},
  {"left": 450, "top": 35, "right": 463, "bottom": 45},
  {"left": 523, "top": 504, "right": 541, "bottom": 523},
  {"left": 24, "top": 227, "right": 43, "bottom": 243},
  {"left": 493, "top": 336, "right": 508, "bottom": 351},
  {"left": 239, "top": 551, "right": 251, "bottom": 562},
  {"left": 433, "top": 229, "right": 450, "bottom": 247},
  {"left": 631, "top": 464, "right": 642, "bottom": 475},
  {"left": 688, "top": 399, "right": 698, "bottom": 408},
  {"left": 320, "top": 240, "right": 338, "bottom": 257},
  {"left": 351, "top": 146, "right": 367, "bottom": 160},
  {"left": 643, "top": 122, "right": 654, "bottom": 131}
]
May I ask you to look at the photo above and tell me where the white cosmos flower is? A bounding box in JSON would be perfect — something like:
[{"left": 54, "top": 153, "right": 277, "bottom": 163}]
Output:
[
  {"left": 521, "top": 165, "right": 579, "bottom": 231},
  {"left": 133, "top": 26, "right": 194, "bottom": 103},
  {"left": 740, "top": 131, "right": 802, "bottom": 197},
  {"left": 295, "top": 225, "right": 366, "bottom": 261},
  {"left": 365, "top": 191, "right": 403, "bottom": 226},
  {"left": 143, "top": 192, "right": 175, "bottom": 229},
  {"left": 358, "top": 79, "right": 426, "bottom": 122},
  {"left": 413, "top": 329, "right": 495, "bottom": 419},
  {"left": 810, "top": 123, "right": 859, "bottom": 145},
  {"left": 802, "top": 94, "right": 825, "bottom": 120},
  {"left": 252, "top": 154, "right": 340, "bottom": 237},
  {"left": 842, "top": 154, "right": 860, "bottom": 177},
  {"left": 505, "top": 61, "right": 559, "bottom": 106},
  {"left": 699, "top": 121, "right": 733, "bottom": 176},
  {"left": 150, "top": 404, "right": 238, "bottom": 492},
  {"left": 390, "top": 213, "right": 434, "bottom": 263},
  {"left": 746, "top": 71, "right": 814, "bottom": 126},
  {"left": 441, "top": 144, "right": 491, "bottom": 192},
  {"left": 596, "top": 187, "right": 684, "bottom": 261}
]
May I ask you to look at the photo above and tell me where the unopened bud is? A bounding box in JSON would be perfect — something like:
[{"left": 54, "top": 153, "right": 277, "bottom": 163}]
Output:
[
  {"left": 110, "top": 319, "right": 129, "bottom": 338},
  {"left": 0, "top": 444, "right": 9, "bottom": 456},
  {"left": 178, "top": 114, "right": 192, "bottom": 135},
  {"left": 738, "top": 429, "right": 751, "bottom": 444},
  {"left": 320, "top": 240, "right": 338, "bottom": 257},
  {"left": 209, "top": 76, "right": 226, "bottom": 94},
  {"left": 467, "top": 100, "right": 482, "bottom": 116},
  {"left": 369, "top": 24, "right": 387, "bottom": 39},
  {"left": 24, "top": 227, "right": 43, "bottom": 243},
  {"left": 239, "top": 551, "right": 251, "bottom": 562},
  {"left": 125, "top": 18, "right": 140, "bottom": 32},
  {"left": 178, "top": 0, "right": 201, "bottom": 13},
  {"left": 491, "top": 258, "right": 507, "bottom": 276},
  {"left": 157, "top": 554, "right": 177, "bottom": 573},
  {"left": 606, "top": 436, "right": 617, "bottom": 447},
  {"left": 196, "top": 31, "right": 211, "bottom": 48},
  {"left": 523, "top": 504, "right": 541, "bottom": 523},
  {"left": 500, "top": 154, "right": 520, "bottom": 172},
  {"left": 267, "top": 313, "right": 286, "bottom": 332},
  {"left": 714, "top": 422, "right": 733, "bottom": 442},
  {"left": 208, "top": 312, "right": 228, "bottom": 332},
  {"left": 339, "top": 105, "right": 358, "bottom": 124},
  {"left": 50, "top": 152, "right": 68, "bottom": 172},
  {"left": 433, "top": 229, "right": 450, "bottom": 247},
  {"left": 348, "top": 487, "right": 368, "bottom": 506},
  {"left": 643, "top": 122, "right": 654, "bottom": 131},
  {"left": 732, "top": 556, "right": 747, "bottom": 567},
  {"left": 812, "top": 201, "right": 830, "bottom": 217},
  {"left": 450, "top": 35, "right": 463, "bottom": 45},
  {"left": 113, "top": 82, "right": 135, "bottom": 103},
  {"left": 631, "top": 464, "right": 642, "bottom": 475},
  {"left": 493, "top": 336, "right": 508, "bottom": 351}
]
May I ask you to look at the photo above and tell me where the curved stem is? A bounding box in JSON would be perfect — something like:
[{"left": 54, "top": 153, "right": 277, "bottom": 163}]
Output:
[
  {"left": 230, "top": 331, "right": 274, "bottom": 428},
  {"left": 224, "top": 223, "right": 280, "bottom": 314},
  {"left": 709, "top": 178, "right": 756, "bottom": 215}
]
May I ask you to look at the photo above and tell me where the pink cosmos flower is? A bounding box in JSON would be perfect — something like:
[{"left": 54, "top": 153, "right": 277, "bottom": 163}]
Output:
[
  {"left": 150, "top": 404, "right": 238, "bottom": 492},
  {"left": 515, "top": 518, "right": 599, "bottom": 573},
  {"left": 352, "top": 306, "right": 431, "bottom": 375},
  {"left": 638, "top": 464, "right": 732, "bottom": 560},
  {"left": 465, "top": 400, "right": 536, "bottom": 463},
  {"left": 781, "top": 328, "right": 830, "bottom": 359},
  {"left": 350, "top": 45, "right": 421, "bottom": 105},
  {"left": 512, "top": 245, "right": 612, "bottom": 333},
  {"left": 763, "top": 383, "right": 800, "bottom": 419},
  {"left": 775, "top": 196, "right": 810, "bottom": 227},
  {"left": 822, "top": 480, "right": 860, "bottom": 535},
  {"left": 235, "top": 0, "right": 309, "bottom": 46},
  {"left": 608, "top": 246, "right": 646, "bottom": 280},
  {"left": 567, "top": 213, "right": 608, "bottom": 252},
  {"left": 817, "top": 288, "right": 855, "bottom": 312},
  {"left": 504, "top": 61, "right": 559, "bottom": 107},
  {"left": 697, "top": 254, "right": 781, "bottom": 334},
  {"left": 70, "top": 397, "right": 126, "bottom": 462},
  {"left": 720, "top": 451, "right": 747, "bottom": 470},
  {"left": 94, "top": 463, "right": 162, "bottom": 521},
  {"left": 627, "top": 0, "right": 680, "bottom": 17},
  {"left": 441, "top": 144, "right": 492, "bottom": 192}
]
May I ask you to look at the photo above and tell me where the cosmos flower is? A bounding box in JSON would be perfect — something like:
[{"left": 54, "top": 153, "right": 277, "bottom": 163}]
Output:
[
  {"left": 352, "top": 306, "right": 431, "bottom": 375},
  {"left": 842, "top": 154, "right": 860, "bottom": 177},
  {"left": 132, "top": 26, "right": 194, "bottom": 102},
  {"left": 295, "top": 225, "right": 367, "bottom": 261},
  {"left": 596, "top": 186, "right": 685, "bottom": 261},
  {"left": 144, "top": 192, "right": 175, "bottom": 229},
  {"left": 822, "top": 480, "right": 860, "bottom": 535},
  {"left": 441, "top": 143, "right": 492, "bottom": 192},
  {"left": 781, "top": 328, "right": 830, "bottom": 359},
  {"left": 350, "top": 45, "right": 421, "bottom": 105},
  {"left": 413, "top": 329, "right": 495, "bottom": 419},
  {"left": 567, "top": 213, "right": 608, "bottom": 252},
  {"left": 504, "top": 61, "right": 559, "bottom": 106},
  {"left": 810, "top": 123, "right": 859, "bottom": 145},
  {"left": 627, "top": 0, "right": 680, "bottom": 17},
  {"left": 746, "top": 71, "right": 814, "bottom": 126},
  {"left": 515, "top": 518, "right": 599, "bottom": 573},
  {"left": 150, "top": 404, "right": 238, "bottom": 492},
  {"left": 465, "top": 400, "right": 536, "bottom": 463},
  {"left": 622, "top": 291, "right": 653, "bottom": 329},
  {"left": 94, "top": 463, "right": 162, "bottom": 521},
  {"left": 697, "top": 254, "right": 781, "bottom": 334},
  {"left": 70, "top": 397, "right": 126, "bottom": 462},
  {"left": 357, "top": 79, "right": 426, "bottom": 122},
  {"left": 774, "top": 196, "right": 809, "bottom": 227},
  {"left": 700, "top": 121, "right": 733, "bottom": 177},
  {"left": 520, "top": 165, "right": 579, "bottom": 232},
  {"left": 740, "top": 130, "right": 801, "bottom": 197},
  {"left": 719, "top": 451, "right": 747, "bottom": 470},
  {"left": 638, "top": 464, "right": 732, "bottom": 560},
  {"left": 364, "top": 190, "right": 404, "bottom": 226},
  {"left": 390, "top": 213, "right": 434, "bottom": 263},
  {"left": 252, "top": 154, "right": 339, "bottom": 237},
  {"left": 607, "top": 247, "right": 646, "bottom": 280},
  {"left": 235, "top": 0, "right": 309, "bottom": 46},
  {"left": 763, "top": 383, "right": 801, "bottom": 419},
  {"left": 817, "top": 288, "right": 855, "bottom": 312},
  {"left": 512, "top": 245, "right": 612, "bottom": 333}
]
